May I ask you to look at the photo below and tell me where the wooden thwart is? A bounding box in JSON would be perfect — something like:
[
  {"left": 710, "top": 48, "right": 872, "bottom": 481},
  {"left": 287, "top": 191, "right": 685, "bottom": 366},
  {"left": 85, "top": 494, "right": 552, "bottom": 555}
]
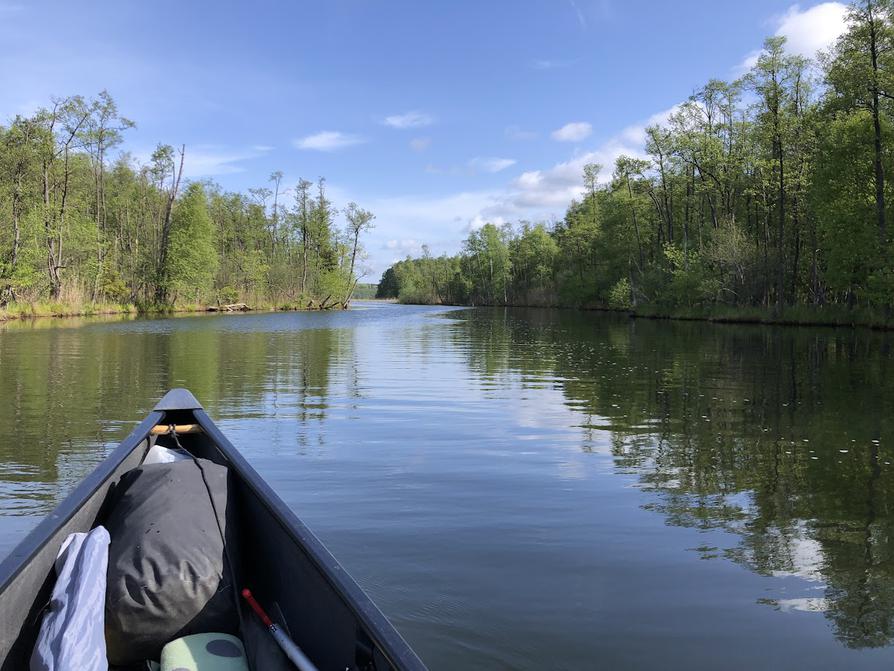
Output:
[{"left": 149, "top": 423, "right": 203, "bottom": 436}]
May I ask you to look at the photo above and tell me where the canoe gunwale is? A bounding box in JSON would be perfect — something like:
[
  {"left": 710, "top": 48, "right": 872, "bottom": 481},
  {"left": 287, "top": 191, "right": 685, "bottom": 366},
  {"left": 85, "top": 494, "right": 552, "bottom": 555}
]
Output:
[
  {"left": 0, "top": 409, "right": 162, "bottom": 597},
  {"left": 0, "top": 389, "right": 428, "bottom": 671}
]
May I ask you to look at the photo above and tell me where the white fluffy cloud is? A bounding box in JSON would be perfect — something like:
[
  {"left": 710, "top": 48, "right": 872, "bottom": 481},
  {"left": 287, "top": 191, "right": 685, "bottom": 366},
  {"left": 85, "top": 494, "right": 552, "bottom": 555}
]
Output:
[
  {"left": 133, "top": 144, "right": 272, "bottom": 178},
  {"left": 551, "top": 121, "right": 592, "bottom": 142},
  {"left": 385, "top": 238, "right": 422, "bottom": 252},
  {"left": 488, "top": 106, "right": 679, "bottom": 216},
  {"left": 469, "top": 157, "right": 517, "bottom": 173},
  {"left": 777, "top": 2, "right": 848, "bottom": 56},
  {"left": 293, "top": 131, "right": 365, "bottom": 151},
  {"left": 383, "top": 111, "right": 434, "bottom": 129},
  {"left": 739, "top": 2, "right": 848, "bottom": 70}
]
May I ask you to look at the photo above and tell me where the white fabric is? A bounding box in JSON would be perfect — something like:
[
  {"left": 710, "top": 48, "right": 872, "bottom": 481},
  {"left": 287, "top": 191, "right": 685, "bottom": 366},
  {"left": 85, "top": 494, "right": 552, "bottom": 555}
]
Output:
[
  {"left": 30, "top": 526, "right": 110, "bottom": 671},
  {"left": 142, "top": 444, "right": 191, "bottom": 465}
]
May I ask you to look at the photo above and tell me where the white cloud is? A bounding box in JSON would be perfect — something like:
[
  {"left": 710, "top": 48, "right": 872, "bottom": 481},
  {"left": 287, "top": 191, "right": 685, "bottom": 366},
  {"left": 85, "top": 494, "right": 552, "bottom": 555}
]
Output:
[
  {"left": 345, "top": 189, "right": 504, "bottom": 272},
  {"left": 383, "top": 111, "right": 434, "bottom": 129},
  {"left": 293, "top": 131, "right": 365, "bottom": 151},
  {"left": 776, "top": 2, "right": 848, "bottom": 57},
  {"left": 736, "top": 2, "right": 848, "bottom": 72},
  {"left": 551, "top": 121, "right": 592, "bottom": 142},
  {"left": 466, "top": 214, "right": 508, "bottom": 232},
  {"left": 615, "top": 105, "right": 681, "bottom": 147},
  {"left": 469, "top": 157, "right": 517, "bottom": 173},
  {"left": 369, "top": 191, "right": 500, "bottom": 226},
  {"left": 132, "top": 144, "right": 271, "bottom": 178},
  {"left": 410, "top": 137, "right": 431, "bottom": 152},
  {"left": 738, "top": 50, "right": 762, "bottom": 73},
  {"left": 478, "top": 111, "right": 674, "bottom": 218},
  {"left": 384, "top": 239, "right": 421, "bottom": 252}
]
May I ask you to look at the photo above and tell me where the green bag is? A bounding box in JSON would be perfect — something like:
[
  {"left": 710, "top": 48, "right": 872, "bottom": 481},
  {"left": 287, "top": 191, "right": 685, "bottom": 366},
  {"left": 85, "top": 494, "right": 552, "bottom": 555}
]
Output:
[{"left": 159, "top": 633, "right": 249, "bottom": 671}]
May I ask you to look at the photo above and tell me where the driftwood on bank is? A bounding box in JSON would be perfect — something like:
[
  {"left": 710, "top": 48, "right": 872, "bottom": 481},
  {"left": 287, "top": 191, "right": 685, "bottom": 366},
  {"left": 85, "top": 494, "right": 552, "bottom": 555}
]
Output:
[
  {"left": 205, "top": 298, "right": 351, "bottom": 313},
  {"left": 317, "top": 295, "right": 346, "bottom": 310},
  {"left": 207, "top": 303, "right": 251, "bottom": 312}
]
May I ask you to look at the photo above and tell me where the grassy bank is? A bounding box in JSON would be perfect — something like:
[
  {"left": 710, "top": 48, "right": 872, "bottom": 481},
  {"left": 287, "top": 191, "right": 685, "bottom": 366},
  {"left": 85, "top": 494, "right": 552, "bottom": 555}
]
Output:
[
  {"left": 0, "top": 299, "right": 351, "bottom": 322},
  {"left": 0, "top": 301, "right": 138, "bottom": 321},
  {"left": 400, "top": 297, "right": 894, "bottom": 331}
]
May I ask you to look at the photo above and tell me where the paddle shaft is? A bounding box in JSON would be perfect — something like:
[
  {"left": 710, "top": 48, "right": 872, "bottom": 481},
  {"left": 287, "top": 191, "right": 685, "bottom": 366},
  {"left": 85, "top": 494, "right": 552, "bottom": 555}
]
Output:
[{"left": 242, "top": 589, "right": 319, "bottom": 671}]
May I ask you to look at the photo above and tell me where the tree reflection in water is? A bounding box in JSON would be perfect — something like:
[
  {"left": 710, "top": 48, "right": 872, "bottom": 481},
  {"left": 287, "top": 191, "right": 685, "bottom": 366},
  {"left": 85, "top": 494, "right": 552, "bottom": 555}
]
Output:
[{"left": 451, "top": 307, "right": 894, "bottom": 649}]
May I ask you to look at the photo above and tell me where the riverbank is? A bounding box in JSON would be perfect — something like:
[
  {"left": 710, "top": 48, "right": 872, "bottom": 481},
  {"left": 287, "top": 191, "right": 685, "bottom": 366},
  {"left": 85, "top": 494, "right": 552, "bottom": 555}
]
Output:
[
  {"left": 0, "top": 302, "right": 138, "bottom": 321},
  {"left": 399, "top": 298, "right": 894, "bottom": 331},
  {"left": 0, "top": 299, "right": 351, "bottom": 322},
  {"left": 5, "top": 298, "right": 892, "bottom": 331},
  {"left": 623, "top": 304, "right": 894, "bottom": 330}
]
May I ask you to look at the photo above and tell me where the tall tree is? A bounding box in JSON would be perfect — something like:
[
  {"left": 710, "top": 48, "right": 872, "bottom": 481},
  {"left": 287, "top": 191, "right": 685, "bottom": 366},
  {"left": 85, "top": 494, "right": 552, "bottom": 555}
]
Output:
[
  {"left": 36, "top": 96, "right": 91, "bottom": 299},
  {"left": 154, "top": 144, "right": 185, "bottom": 303},
  {"left": 342, "top": 202, "right": 375, "bottom": 305},
  {"left": 83, "top": 90, "right": 134, "bottom": 300},
  {"left": 747, "top": 37, "right": 798, "bottom": 310},
  {"left": 825, "top": 0, "right": 894, "bottom": 250},
  {"left": 162, "top": 182, "right": 217, "bottom": 303}
]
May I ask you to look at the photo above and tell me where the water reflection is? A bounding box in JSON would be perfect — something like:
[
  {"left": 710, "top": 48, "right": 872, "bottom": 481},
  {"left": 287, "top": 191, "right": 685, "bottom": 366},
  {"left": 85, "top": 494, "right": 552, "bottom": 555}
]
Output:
[
  {"left": 2, "top": 304, "right": 894, "bottom": 666},
  {"left": 0, "top": 311, "right": 355, "bottom": 514},
  {"left": 451, "top": 308, "right": 894, "bottom": 650}
]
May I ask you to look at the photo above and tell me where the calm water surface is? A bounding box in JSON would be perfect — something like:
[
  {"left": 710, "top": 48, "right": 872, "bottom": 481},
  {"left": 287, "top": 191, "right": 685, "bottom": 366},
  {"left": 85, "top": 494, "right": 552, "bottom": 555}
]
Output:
[{"left": 1, "top": 303, "right": 893, "bottom": 669}]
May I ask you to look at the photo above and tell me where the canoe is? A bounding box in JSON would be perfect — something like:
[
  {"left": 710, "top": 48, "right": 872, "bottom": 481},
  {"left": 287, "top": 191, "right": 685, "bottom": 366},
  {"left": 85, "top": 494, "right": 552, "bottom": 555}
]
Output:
[{"left": 0, "top": 388, "right": 428, "bottom": 671}]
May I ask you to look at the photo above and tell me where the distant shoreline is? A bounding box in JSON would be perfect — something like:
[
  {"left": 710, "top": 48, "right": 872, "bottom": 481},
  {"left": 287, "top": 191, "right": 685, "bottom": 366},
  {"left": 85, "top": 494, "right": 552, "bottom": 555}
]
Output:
[
  {"left": 0, "top": 300, "right": 357, "bottom": 323},
  {"left": 393, "top": 300, "right": 894, "bottom": 332},
  {"left": 4, "top": 299, "right": 892, "bottom": 332}
]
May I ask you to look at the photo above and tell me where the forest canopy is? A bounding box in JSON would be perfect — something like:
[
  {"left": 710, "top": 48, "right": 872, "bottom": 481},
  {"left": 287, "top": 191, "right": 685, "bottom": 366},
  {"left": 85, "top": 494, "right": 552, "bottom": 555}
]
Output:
[
  {"left": 378, "top": 1, "right": 894, "bottom": 322},
  {"left": 0, "top": 93, "right": 374, "bottom": 312}
]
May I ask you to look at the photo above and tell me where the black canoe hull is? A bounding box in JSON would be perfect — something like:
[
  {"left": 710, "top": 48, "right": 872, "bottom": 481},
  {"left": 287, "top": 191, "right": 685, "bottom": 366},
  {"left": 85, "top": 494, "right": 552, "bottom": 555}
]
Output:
[{"left": 0, "top": 389, "right": 427, "bottom": 671}]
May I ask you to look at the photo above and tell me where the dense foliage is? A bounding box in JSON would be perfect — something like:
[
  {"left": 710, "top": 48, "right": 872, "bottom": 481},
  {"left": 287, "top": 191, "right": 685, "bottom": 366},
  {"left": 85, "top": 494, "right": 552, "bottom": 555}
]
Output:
[
  {"left": 379, "top": 2, "right": 894, "bottom": 319},
  {"left": 0, "top": 94, "right": 374, "bottom": 311}
]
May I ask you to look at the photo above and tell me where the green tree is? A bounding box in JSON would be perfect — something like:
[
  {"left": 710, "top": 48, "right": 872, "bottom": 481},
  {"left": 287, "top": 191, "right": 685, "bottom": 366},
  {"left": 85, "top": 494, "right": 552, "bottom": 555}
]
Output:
[
  {"left": 462, "top": 223, "right": 511, "bottom": 305},
  {"left": 162, "top": 183, "right": 217, "bottom": 303}
]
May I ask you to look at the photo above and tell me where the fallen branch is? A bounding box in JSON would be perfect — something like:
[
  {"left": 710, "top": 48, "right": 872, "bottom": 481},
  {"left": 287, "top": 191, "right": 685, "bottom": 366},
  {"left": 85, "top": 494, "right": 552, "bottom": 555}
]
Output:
[{"left": 208, "top": 303, "right": 251, "bottom": 312}]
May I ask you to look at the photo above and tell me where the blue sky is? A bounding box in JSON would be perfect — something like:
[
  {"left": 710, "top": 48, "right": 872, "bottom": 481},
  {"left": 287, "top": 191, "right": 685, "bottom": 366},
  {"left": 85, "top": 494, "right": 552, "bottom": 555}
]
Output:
[{"left": 0, "top": 1, "right": 848, "bottom": 277}]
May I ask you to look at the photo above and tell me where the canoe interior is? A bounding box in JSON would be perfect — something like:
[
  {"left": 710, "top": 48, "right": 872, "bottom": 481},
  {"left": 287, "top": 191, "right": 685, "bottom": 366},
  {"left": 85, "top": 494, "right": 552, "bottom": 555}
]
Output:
[{"left": 0, "top": 394, "right": 426, "bottom": 671}]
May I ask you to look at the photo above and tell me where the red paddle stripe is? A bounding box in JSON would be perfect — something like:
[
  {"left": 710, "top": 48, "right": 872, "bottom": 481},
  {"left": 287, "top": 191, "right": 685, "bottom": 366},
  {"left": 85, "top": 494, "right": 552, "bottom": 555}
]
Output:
[{"left": 242, "top": 588, "right": 274, "bottom": 628}]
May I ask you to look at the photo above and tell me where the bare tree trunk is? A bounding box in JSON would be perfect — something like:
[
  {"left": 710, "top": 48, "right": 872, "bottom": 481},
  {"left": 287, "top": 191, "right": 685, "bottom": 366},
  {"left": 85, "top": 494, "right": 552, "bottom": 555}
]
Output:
[
  {"left": 155, "top": 145, "right": 185, "bottom": 304},
  {"left": 43, "top": 161, "right": 62, "bottom": 300},
  {"left": 868, "top": 0, "right": 888, "bottom": 249},
  {"left": 776, "top": 134, "right": 785, "bottom": 312},
  {"left": 343, "top": 230, "right": 361, "bottom": 306},
  {"left": 626, "top": 175, "right": 645, "bottom": 270},
  {"left": 11, "top": 177, "right": 21, "bottom": 271}
]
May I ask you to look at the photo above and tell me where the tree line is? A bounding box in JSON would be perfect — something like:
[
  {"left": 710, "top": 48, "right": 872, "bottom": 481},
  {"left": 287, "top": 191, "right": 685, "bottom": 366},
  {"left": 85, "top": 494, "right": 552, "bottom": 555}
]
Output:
[
  {"left": 379, "top": 1, "right": 894, "bottom": 321},
  {"left": 0, "top": 92, "right": 374, "bottom": 311}
]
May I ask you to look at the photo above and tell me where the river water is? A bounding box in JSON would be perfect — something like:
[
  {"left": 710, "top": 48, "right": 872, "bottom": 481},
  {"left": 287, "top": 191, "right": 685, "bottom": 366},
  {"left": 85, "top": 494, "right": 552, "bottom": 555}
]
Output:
[{"left": 1, "top": 302, "right": 893, "bottom": 669}]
